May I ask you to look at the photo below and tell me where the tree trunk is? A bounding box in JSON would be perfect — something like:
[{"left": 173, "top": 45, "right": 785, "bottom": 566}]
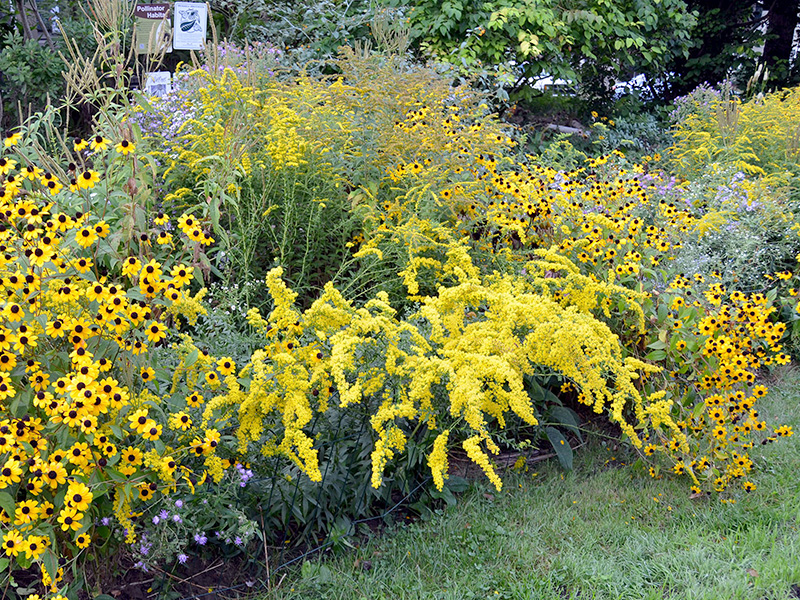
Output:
[
  {"left": 761, "top": 0, "right": 799, "bottom": 87},
  {"left": 14, "top": 0, "right": 33, "bottom": 41},
  {"left": 30, "top": 0, "right": 56, "bottom": 51}
]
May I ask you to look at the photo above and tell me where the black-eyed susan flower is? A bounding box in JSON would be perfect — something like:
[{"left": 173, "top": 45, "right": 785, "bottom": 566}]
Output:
[
  {"left": 169, "top": 411, "right": 192, "bottom": 431},
  {"left": 75, "top": 227, "right": 97, "bottom": 248},
  {"left": 93, "top": 220, "right": 110, "bottom": 237},
  {"left": 176, "top": 213, "right": 196, "bottom": 234},
  {"left": 89, "top": 135, "right": 111, "bottom": 152},
  {"left": 45, "top": 178, "right": 63, "bottom": 195},
  {"left": 122, "top": 447, "right": 143, "bottom": 467},
  {"left": 0, "top": 156, "right": 17, "bottom": 175},
  {"left": 115, "top": 139, "right": 135, "bottom": 155},
  {"left": 146, "top": 321, "right": 166, "bottom": 344},
  {"left": 22, "top": 164, "right": 42, "bottom": 180},
  {"left": 73, "top": 138, "right": 88, "bottom": 152},
  {"left": 43, "top": 461, "right": 67, "bottom": 488},
  {"left": 57, "top": 507, "right": 83, "bottom": 532},
  {"left": 217, "top": 357, "right": 235, "bottom": 376},
  {"left": 185, "top": 392, "right": 203, "bottom": 407},
  {"left": 170, "top": 264, "right": 193, "bottom": 287},
  {"left": 79, "top": 415, "right": 98, "bottom": 434},
  {"left": 13, "top": 500, "right": 39, "bottom": 525},
  {"left": 3, "top": 131, "right": 22, "bottom": 147},
  {"left": 128, "top": 408, "right": 150, "bottom": 434},
  {"left": 77, "top": 170, "right": 100, "bottom": 189},
  {"left": 66, "top": 482, "right": 93, "bottom": 512},
  {"left": 121, "top": 256, "right": 142, "bottom": 278},
  {"left": 2, "top": 529, "right": 23, "bottom": 557},
  {"left": 162, "top": 456, "right": 178, "bottom": 476},
  {"left": 22, "top": 534, "right": 47, "bottom": 560},
  {"left": 141, "top": 366, "right": 155, "bottom": 382},
  {"left": 0, "top": 459, "right": 23, "bottom": 488}
]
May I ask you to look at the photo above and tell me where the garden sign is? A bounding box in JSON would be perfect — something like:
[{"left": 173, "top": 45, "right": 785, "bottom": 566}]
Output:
[
  {"left": 134, "top": 3, "right": 171, "bottom": 54},
  {"left": 173, "top": 1, "right": 208, "bottom": 50}
]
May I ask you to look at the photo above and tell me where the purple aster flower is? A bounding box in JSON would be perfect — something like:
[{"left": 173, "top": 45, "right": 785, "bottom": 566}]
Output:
[
  {"left": 194, "top": 533, "right": 208, "bottom": 546},
  {"left": 172, "top": 514, "right": 182, "bottom": 523},
  {"left": 175, "top": 500, "right": 183, "bottom": 509},
  {"left": 178, "top": 553, "right": 188, "bottom": 564},
  {"left": 234, "top": 536, "right": 243, "bottom": 546},
  {"left": 152, "top": 516, "right": 160, "bottom": 525}
]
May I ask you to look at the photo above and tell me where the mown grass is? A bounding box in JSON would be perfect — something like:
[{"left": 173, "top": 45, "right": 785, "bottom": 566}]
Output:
[{"left": 263, "top": 367, "right": 800, "bottom": 600}]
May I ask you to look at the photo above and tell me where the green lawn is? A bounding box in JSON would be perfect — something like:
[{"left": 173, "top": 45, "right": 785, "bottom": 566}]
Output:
[{"left": 264, "top": 367, "right": 800, "bottom": 600}]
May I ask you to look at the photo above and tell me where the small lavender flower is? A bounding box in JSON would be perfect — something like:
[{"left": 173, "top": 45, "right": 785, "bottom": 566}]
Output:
[
  {"left": 234, "top": 536, "right": 243, "bottom": 546},
  {"left": 175, "top": 500, "right": 184, "bottom": 509},
  {"left": 172, "top": 514, "right": 182, "bottom": 523},
  {"left": 159, "top": 509, "right": 169, "bottom": 520},
  {"left": 101, "top": 517, "right": 111, "bottom": 526},
  {"left": 152, "top": 516, "right": 160, "bottom": 525},
  {"left": 178, "top": 553, "right": 188, "bottom": 564},
  {"left": 194, "top": 533, "right": 208, "bottom": 546}
]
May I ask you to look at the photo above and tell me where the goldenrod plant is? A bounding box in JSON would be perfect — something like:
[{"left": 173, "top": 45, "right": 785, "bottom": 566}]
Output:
[{"left": 670, "top": 84, "right": 800, "bottom": 181}]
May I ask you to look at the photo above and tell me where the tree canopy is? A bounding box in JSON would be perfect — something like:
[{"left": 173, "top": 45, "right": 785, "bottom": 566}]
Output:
[{"left": 388, "top": 0, "right": 698, "bottom": 99}]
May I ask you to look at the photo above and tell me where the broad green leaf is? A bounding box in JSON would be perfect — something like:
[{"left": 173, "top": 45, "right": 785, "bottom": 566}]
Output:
[
  {"left": 548, "top": 406, "right": 583, "bottom": 441},
  {"left": 545, "top": 426, "right": 573, "bottom": 471},
  {"left": 42, "top": 549, "right": 58, "bottom": 582},
  {"left": 0, "top": 492, "right": 14, "bottom": 519},
  {"left": 184, "top": 348, "right": 199, "bottom": 368}
]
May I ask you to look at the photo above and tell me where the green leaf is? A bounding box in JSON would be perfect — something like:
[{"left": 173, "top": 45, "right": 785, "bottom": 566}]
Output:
[
  {"left": 184, "top": 348, "right": 199, "bottom": 368},
  {"left": 0, "top": 558, "right": 9, "bottom": 573},
  {"left": 692, "top": 402, "right": 705, "bottom": 420},
  {"left": 523, "top": 375, "right": 545, "bottom": 403},
  {"left": 545, "top": 426, "right": 573, "bottom": 471},
  {"left": 548, "top": 406, "right": 583, "bottom": 441},
  {"left": 646, "top": 349, "right": 667, "bottom": 361},
  {"left": 42, "top": 549, "right": 58, "bottom": 582},
  {"left": 0, "top": 492, "right": 14, "bottom": 519},
  {"left": 445, "top": 476, "right": 469, "bottom": 493}
]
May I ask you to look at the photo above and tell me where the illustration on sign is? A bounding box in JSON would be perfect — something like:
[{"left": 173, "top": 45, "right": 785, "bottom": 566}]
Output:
[
  {"left": 179, "top": 7, "right": 202, "bottom": 32},
  {"left": 144, "top": 72, "right": 172, "bottom": 97},
  {"left": 172, "top": 2, "right": 208, "bottom": 50}
]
